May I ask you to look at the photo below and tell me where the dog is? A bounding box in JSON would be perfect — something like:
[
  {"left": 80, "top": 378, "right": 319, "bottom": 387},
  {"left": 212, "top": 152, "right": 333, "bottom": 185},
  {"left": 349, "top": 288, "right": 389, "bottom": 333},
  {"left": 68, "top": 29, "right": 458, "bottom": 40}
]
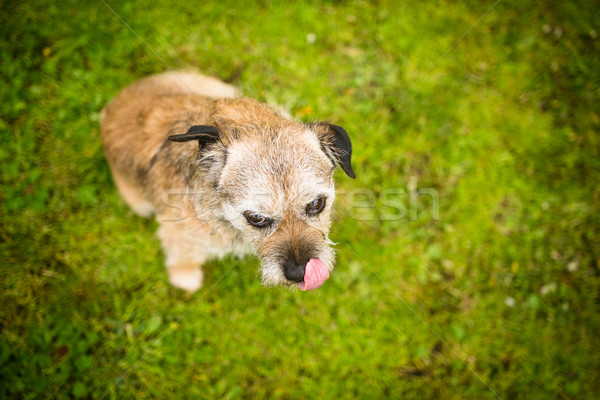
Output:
[{"left": 100, "top": 71, "right": 355, "bottom": 292}]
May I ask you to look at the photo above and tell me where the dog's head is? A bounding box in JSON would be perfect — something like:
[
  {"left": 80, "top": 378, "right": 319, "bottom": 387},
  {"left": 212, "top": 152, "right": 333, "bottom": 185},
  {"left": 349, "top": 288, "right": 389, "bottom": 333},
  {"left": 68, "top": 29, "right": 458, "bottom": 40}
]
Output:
[{"left": 168, "top": 99, "right": 355, "bottom": 288}]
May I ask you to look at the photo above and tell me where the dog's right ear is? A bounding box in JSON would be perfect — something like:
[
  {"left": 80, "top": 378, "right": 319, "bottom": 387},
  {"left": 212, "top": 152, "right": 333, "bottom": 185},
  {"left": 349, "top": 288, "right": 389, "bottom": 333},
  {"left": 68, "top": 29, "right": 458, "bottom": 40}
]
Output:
[
  {"left": 168, "top": 125, "right": 220, "bottom": 148},
  {"left": 309, "top": 123, "right": 356, "bottom": 179}
]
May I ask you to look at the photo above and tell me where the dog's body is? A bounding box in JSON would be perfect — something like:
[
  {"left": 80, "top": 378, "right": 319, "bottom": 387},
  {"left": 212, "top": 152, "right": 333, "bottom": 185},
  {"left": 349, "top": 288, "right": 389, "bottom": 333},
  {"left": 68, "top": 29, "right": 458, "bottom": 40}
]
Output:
[{"left": 100, "top": 71, "right": 354, "bottom": 292}]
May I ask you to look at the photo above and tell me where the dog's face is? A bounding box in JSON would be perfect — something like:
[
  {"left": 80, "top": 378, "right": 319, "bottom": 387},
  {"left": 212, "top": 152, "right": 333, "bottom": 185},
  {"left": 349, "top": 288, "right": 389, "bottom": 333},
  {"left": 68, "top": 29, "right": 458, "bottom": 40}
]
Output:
[
  {"left": 218, "top": 124, "right": 339, "bottom": 286},
  {"left": 169, "top": 114, "right": 354, "bottom": 287}
]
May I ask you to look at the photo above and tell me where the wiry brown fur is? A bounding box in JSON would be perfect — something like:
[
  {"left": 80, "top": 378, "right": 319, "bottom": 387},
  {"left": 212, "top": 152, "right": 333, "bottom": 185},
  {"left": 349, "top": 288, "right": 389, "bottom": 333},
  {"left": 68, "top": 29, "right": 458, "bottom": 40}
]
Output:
[{"left": 100, "top": 71, "right": 349, "bottom": 292}]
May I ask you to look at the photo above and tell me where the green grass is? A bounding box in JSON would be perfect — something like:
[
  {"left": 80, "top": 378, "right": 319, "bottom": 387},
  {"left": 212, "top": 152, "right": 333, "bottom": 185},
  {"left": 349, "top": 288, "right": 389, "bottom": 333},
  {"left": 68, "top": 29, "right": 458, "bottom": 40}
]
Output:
[{"left": 2, "top": 0, "right": 600, "bottom": 398}]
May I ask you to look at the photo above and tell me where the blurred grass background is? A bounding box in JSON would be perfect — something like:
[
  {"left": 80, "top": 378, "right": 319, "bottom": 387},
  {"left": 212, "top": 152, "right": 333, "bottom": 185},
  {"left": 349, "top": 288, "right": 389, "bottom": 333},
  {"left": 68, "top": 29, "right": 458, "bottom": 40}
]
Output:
[{"left": 1, "top": 0, "right": 599, "bottom": 398}]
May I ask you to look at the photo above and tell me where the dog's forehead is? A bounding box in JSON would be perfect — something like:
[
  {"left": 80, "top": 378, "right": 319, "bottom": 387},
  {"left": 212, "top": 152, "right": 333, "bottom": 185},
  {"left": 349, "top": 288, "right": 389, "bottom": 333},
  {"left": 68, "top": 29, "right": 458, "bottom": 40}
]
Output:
[{"left": 220, "top": 126, "right": 334, "bottom": 212}]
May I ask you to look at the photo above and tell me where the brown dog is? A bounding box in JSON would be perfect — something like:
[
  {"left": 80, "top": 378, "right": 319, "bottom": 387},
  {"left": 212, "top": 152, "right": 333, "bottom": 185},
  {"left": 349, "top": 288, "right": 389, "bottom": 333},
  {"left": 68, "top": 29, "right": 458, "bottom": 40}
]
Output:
[{"left": 100, "top": 71, "right": 354, "bottom": 292}]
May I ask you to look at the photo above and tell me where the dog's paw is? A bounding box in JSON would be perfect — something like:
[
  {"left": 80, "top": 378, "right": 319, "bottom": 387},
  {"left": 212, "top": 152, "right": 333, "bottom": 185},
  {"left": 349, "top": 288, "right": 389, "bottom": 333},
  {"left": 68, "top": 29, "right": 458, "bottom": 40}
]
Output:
[{"left": 168, "top": 267, "right": 204, "bottom": 293}]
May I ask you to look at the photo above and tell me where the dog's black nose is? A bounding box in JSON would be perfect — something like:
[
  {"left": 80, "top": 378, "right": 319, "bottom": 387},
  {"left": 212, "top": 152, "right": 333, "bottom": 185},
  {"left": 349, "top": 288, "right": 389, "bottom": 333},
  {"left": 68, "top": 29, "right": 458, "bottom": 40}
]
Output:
[{"left": 283, "top": 258, "right": 307, "bottom": 282}]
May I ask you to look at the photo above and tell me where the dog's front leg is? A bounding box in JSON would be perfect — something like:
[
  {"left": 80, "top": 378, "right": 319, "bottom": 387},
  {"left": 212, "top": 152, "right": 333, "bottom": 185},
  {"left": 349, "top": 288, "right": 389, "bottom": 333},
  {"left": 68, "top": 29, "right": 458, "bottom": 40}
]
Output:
[{"left": 156, "top": 219, "right": 206, "bottom": 293}]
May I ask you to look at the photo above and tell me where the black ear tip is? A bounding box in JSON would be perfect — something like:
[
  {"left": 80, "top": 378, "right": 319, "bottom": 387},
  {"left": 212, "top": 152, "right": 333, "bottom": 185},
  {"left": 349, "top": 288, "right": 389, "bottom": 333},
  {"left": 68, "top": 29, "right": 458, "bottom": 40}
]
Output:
[
  {"left": 167, "top": 125, "right": 221, "bottom": 144},
  {"left": 342, "top": 164, "right": 356, "bottom": 179},
  {"left": 167, "top": 134, "right": 185, "bottom": 142}
]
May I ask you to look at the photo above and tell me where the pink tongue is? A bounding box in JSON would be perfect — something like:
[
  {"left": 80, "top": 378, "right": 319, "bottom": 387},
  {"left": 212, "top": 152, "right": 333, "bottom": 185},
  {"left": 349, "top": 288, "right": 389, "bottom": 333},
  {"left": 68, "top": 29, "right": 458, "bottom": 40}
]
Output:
[{"left": 297, "top": 258, "right": 329, "bottom": 291}]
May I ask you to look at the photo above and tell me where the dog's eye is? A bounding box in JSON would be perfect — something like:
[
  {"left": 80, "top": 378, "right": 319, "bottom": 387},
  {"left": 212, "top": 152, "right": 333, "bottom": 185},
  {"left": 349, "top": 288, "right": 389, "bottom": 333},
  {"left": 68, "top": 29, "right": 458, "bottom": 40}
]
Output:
[
  {"left": 306, "top": 197, "right": 326, "bottom": 216},
  {"left": 243, "top": 211, "right": 271, "bottom": 228}
]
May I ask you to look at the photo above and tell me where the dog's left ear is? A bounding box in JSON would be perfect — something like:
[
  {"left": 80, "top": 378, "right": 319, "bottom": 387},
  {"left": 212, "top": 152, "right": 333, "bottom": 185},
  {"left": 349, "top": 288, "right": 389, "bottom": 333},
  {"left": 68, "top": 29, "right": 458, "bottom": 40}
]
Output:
[
  {"left": 168, "top": 125, "right": 220, "bottom": 148},
  {"left": 314, "top": 123, "right": 356, "bottom": 179}
]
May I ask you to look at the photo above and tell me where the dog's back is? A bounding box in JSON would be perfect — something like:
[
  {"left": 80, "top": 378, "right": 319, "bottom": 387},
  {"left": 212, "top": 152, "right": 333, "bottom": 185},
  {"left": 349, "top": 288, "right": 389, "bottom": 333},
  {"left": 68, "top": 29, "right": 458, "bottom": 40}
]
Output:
[{"left": 100, "top": 71, "right": 238, "bottom": 216}]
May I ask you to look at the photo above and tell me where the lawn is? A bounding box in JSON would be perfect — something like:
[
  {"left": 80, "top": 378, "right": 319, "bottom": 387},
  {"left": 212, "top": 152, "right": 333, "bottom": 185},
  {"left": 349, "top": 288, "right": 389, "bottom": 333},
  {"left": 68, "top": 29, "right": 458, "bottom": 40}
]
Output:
[{"left": 1, "top": 0, "right": 599, "bottom": 398}]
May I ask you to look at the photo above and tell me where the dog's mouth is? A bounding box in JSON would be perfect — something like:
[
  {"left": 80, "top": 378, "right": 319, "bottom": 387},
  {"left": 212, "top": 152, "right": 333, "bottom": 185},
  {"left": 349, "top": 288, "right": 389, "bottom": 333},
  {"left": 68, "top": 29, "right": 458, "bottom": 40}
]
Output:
[
  {"left": 259, "top": 243, "right": 333, "bottom": 289},
  {"left": 296, "top": 258, "right": 329, "bottom": 291}
]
